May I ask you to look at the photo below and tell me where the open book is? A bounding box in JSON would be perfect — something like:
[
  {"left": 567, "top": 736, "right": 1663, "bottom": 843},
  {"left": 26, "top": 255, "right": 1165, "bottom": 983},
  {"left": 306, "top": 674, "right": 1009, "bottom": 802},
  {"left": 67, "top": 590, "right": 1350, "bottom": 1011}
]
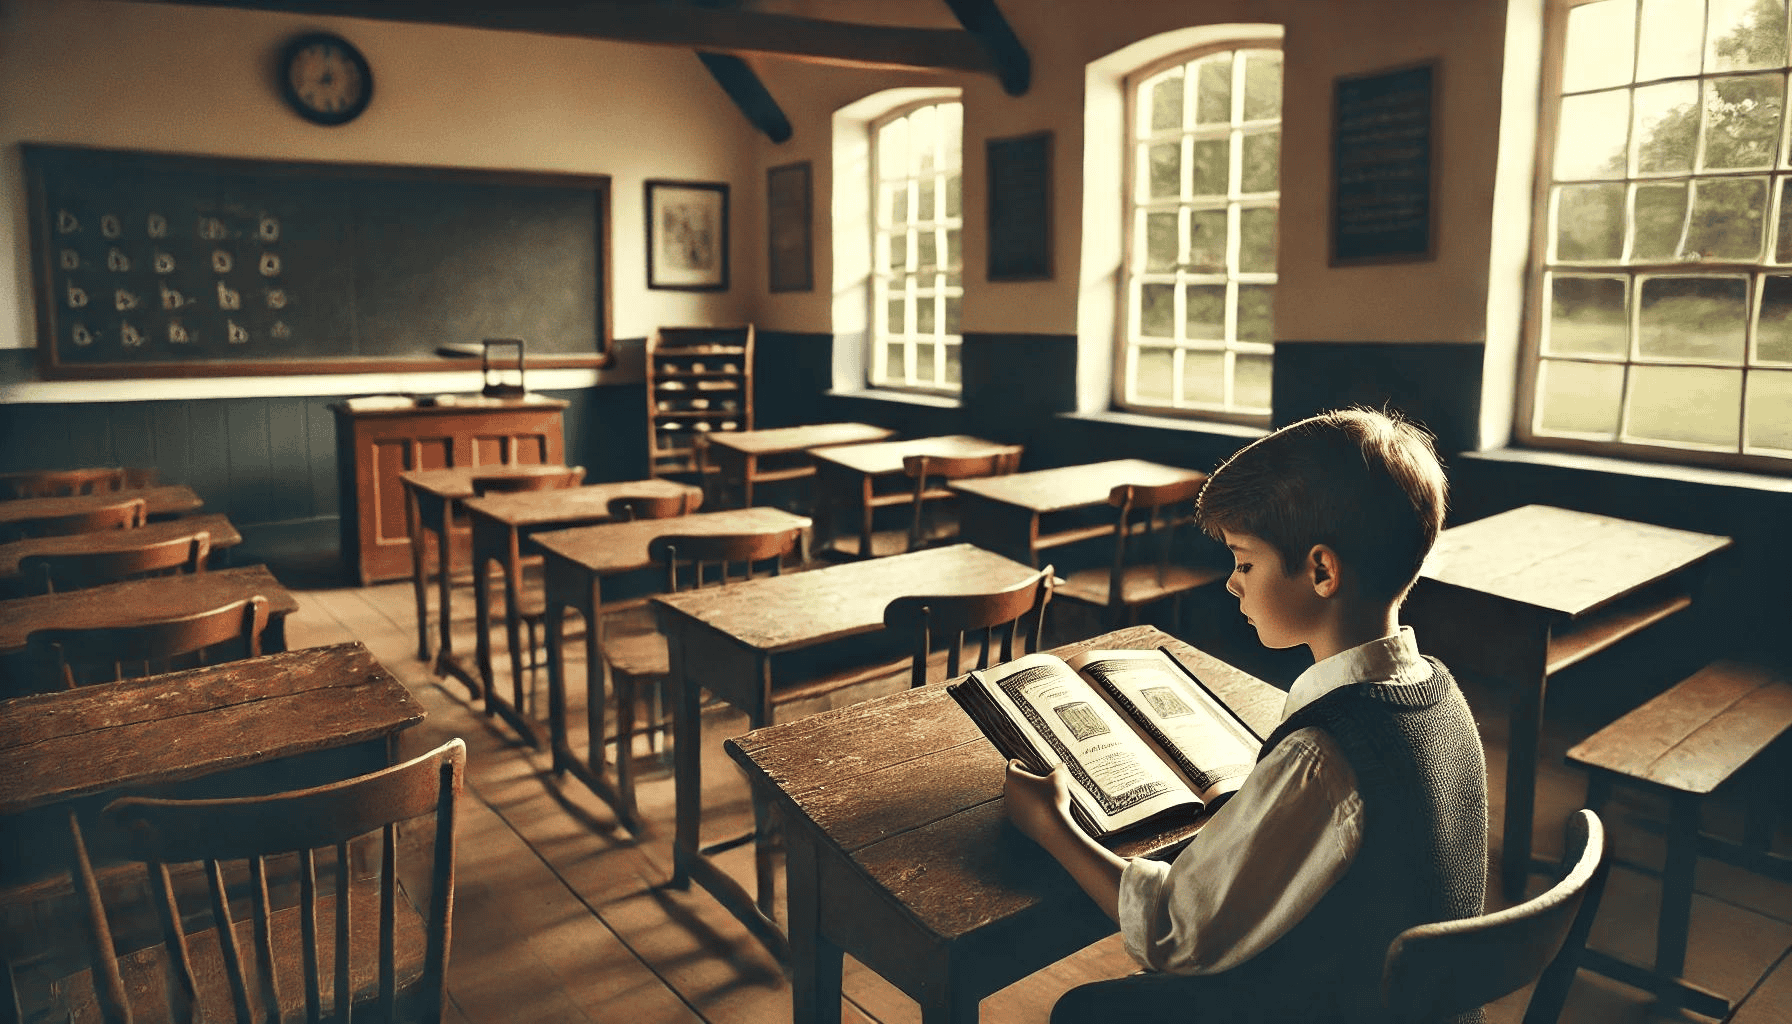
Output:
[{"left": 949, "top": 647, "right": 1263, "bottom": 841}]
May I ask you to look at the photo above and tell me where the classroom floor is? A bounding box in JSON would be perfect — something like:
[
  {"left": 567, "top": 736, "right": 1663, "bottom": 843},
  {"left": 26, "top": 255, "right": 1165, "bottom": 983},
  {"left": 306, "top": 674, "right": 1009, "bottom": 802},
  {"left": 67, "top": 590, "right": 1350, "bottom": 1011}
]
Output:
[{"left": 281, "top": 564, "right": 1792, "bottom": 1024}]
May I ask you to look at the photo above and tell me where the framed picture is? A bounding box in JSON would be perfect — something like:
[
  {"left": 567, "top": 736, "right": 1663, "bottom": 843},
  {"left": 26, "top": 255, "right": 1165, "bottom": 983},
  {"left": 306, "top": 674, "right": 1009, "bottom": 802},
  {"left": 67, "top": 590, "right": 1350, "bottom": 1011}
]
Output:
[
  {"left": 1331, "top": 61, "right": 1437, "bottom": 266},
  {"left": 645, "top": 179, "right": 729, "bottom": 290},
  {"left": 766, "top": 160, "right": 813, "bottom": 293},
  {"left": 986, "top": 130, "right": 1053, "bottom": 282}
]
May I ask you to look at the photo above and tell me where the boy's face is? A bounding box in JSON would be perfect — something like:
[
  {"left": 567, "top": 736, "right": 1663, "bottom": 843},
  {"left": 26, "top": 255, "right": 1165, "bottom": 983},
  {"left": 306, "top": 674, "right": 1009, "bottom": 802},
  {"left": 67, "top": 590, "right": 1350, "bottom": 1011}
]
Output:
[{"left": 1221, "top": 529, "right": 1325, "bottom": 650}]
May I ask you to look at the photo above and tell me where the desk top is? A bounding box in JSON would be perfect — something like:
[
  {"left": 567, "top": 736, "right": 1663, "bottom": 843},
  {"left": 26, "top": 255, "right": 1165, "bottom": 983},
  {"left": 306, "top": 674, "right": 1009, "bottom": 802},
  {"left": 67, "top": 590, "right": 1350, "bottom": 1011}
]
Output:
[
  {"left": 654, "top": 543, "right": 1039, "bottom": 654},
  {"left": 703, "top": 422, "right": 897, "bottom": 457},
  {"left": 726, "top": 625, "right": 1284, "bottom": 939},
  {"left": 0, "top": 563, "right": 299, "bottom": 657},
  {"left": 1420, "top": 504, "right": 1733, "bottom": 619},
  {"left": 810, "top": 435, "right": 1010, "bottom": 476},
  {"left": 463, "top": 479, "right": 703, "bottom": 528},
  {"left": 0, "top": 513, "right": 240, "bottom": 579},
  {"left": 0, "top": 641, "right": 423, "bottom": 816},
  {"left": 398, "top": 463, "right": 583, "bottom": 501},
  {"left": 0, "top": 485, "right": 203, "bottom": 525},
  {"left": 950, "top": 459, "right": 1205, "bottom": 513},
  {"left": 533, "top": 507, "right": 811, "bottom": 575}
]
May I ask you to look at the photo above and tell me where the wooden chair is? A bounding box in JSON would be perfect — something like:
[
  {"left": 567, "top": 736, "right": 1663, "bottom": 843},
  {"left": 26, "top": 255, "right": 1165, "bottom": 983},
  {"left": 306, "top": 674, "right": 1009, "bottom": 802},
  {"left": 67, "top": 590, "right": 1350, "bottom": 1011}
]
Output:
[
  {"left": 902, "top": 446, "right": 1023, "bottom": 553},
  {"left": 606, "top": 491, "right": 702, "bottom": 521},
  {"left": 57, "top": 738, "right": 465, "bottom": 1024},
  {"left": 1381, "top": 809, "right": 1611, "bottom": 1024},
  {"left": 26, "top": 595, "right": 270, "bottom": 690},
  {"left": 883, "top": 564, "right": 1055, "bottom": 688},
  {"left": 3, "top": 468, "right": 125, "bottom": 500},
  {"left": 467, "top": 466, "right": 585, "bottom": 497},
  {"left": 20, "top": 529, "right": 211, "bottom": 594},
  {"left": 1053, "top": 478, "right": 1226, "bottom": 631},
  {"left": 6, "top": 497, "right": 146, "bottom": 542}
]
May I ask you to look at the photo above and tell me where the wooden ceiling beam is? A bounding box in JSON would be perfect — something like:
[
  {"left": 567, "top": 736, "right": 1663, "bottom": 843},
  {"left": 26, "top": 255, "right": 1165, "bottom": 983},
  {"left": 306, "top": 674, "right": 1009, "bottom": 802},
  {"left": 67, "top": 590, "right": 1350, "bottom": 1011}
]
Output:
[
  {"left": 130, "top": 0, "right": 999, "bottom": 77},
  {"left": 942, "top": 0, "right": 1029, "bottom": 96},
  {"left": 696, "top": 52, "right": 792, "bottom": 143}
]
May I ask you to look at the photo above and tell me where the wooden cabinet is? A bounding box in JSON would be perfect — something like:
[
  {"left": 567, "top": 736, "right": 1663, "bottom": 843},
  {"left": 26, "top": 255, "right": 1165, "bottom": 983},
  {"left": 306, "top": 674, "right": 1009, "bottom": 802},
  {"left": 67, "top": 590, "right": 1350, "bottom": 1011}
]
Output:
[
  {"left": 333, "top": 397, "right": 567, "bottom": 585},
  {"left": 645, "top": 325, "right": 753, "bottom": 480}
]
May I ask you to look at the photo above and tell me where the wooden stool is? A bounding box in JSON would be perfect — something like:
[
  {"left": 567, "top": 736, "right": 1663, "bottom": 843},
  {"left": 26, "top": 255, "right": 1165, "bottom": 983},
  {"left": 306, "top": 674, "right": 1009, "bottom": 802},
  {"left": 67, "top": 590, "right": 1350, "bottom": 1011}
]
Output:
[{"left": 1565, "top": 659, "right": 1792, "bottom": 1018}]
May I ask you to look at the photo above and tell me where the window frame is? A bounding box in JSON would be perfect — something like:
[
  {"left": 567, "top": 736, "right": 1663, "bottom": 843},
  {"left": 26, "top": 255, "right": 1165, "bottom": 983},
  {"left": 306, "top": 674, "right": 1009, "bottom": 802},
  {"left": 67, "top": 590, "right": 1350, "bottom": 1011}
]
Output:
[
  {"left": 1113, "top": 39, "right": 1284, "bottom": 428},
  {"left": 867, "top": 98, "right": 965, "bottom": 396},
  {"left": 1517, "top": 0, "right": 1792, "bottom": 474}
]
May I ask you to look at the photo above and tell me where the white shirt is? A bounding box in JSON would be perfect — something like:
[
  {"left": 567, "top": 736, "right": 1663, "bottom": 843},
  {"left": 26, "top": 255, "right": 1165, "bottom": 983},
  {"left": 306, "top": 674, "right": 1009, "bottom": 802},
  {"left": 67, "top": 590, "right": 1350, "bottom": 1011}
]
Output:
[{"left": 1116, "top": 627, "right": 1433, "bottom": 974}]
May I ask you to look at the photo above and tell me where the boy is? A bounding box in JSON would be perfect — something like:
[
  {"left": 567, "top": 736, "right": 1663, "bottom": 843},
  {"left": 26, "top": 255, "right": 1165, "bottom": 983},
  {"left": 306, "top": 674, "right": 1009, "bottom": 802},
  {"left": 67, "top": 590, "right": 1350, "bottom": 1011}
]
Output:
[{"left": 1005, "top": 408, "right": 1488, "bottom": 1023}]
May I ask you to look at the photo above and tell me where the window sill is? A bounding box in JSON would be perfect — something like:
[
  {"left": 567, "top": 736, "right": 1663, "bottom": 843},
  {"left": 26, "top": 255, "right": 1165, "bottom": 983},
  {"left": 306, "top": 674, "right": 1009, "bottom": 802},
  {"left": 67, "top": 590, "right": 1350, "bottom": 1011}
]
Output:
[
  {"left": 1058, "top": 408, "right": 1269, "bottom": 442},
  {"left": 826, "top": 387, "right": 962, "bottom": 410},
  {"left": 1458, "top": 447, "right": 1792, "bottom": 495}
]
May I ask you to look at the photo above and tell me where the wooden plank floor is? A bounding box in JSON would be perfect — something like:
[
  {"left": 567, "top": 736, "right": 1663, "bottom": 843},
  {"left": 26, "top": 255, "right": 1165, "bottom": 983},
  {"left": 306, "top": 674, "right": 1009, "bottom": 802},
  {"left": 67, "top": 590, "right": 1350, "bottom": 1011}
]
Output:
[{"left": 283, "top": 574, "right": 1792, "bottom": 1024}]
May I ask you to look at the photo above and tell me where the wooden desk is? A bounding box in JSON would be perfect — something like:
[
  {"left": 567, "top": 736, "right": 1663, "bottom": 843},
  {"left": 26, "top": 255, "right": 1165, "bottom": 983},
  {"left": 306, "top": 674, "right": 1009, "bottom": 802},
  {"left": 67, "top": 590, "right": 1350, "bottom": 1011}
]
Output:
[
  {"left": 0, "top": 564, "right": 301, "bottom": 694},
  {"left": 532, "top": 506, "right": 813, "bottom": 830},
  {"left": 0, "top": 513, "right": 240, "bottom": 591},
  {"left": 0, "top": 485, "right": 202, "bottom": 536},
  {"left": 1405, "top": 504, "right": 1733, "bottom": 900},
  {"left": 726, "top": 624, "right": 1283, "bottom": 1024},
  {"left": 654, "top": 542, "right": 1046, "bottom": 961},
  {"left": 811, "top": 435, "right": 1011, "bottom": 559},
  {"left": 463, "top": 479, "right": 704, "bottom": 742},
  {"left": 952, "top": 459, "right": 1206, "bottom": 567},
  {"left": 399, "top": 464, "right": 582, "bottom": 680},
  {"left": 702, "top": 423, "right": 897, "bottom": 508}
]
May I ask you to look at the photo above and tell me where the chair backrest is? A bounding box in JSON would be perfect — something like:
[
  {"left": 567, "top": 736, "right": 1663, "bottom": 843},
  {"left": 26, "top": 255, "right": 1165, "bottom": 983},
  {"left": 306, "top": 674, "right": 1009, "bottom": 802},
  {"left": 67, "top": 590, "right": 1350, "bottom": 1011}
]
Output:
[
  {"left": 608, "top": 490, "right": 702, "bottom": 521},
  {"left": 27, "top": 594, "right": 270, "bottom": 690},
  {"left": 1381, "top": 809, "right": 1610, "bottom": 1024},
  {"left": 882, "top": 565, "right": 1055, "bottom": 688},
  {"left": 10, "top": 496, "right": 147, "bottom": 541},
  {"left": 647, "top": 527, "right": 805, "bottom": 592},
  {"left": 67, "top": 738, "right": 466, "bottom": 1024},
  {"left": 902, "top": 447, "right": 1024, "bottom": 551},
  {"left": 21, "top": 529, "right": 211, "bottom": 595},
  {"left": 4, "top": 467, "right": 126, "bottom": 500},
  {"left": 469, "top": 465, "right": 584, "bottom": 496},
  {"left": 1102, "top": 476, "right": 1206, "bottom": 598}
]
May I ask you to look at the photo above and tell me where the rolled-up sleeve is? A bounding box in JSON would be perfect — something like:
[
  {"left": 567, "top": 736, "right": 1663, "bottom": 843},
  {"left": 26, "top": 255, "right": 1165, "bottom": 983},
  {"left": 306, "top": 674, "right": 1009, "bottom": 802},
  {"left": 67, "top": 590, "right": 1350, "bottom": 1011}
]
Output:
[{"left": 1117, "top": 727, "right": 1363, "bottom": 974}]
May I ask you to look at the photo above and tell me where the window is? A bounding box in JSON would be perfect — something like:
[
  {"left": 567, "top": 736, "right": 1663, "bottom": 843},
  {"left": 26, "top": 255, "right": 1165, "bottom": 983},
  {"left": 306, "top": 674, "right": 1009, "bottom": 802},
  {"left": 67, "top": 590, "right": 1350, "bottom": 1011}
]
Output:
[
  {"left": 1526, "top": 0, "right": 1792, "bottom": 469},
  {"left": 1118, "top": 46, "right": 1282, "bottom": 420},
  {"left": 871, "top": 101, "right": 964, "bottom": 393}
]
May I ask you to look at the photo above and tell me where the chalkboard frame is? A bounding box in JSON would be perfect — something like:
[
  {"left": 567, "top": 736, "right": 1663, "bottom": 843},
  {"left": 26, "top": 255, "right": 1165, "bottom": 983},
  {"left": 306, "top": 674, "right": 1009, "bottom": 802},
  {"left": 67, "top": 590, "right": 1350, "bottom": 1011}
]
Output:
[
  {"left": 1330, "top": 60, "right": 1438, "bottom": 267},
  {"left": 23, "top": 144, "right": 615, "bottom": 379}
]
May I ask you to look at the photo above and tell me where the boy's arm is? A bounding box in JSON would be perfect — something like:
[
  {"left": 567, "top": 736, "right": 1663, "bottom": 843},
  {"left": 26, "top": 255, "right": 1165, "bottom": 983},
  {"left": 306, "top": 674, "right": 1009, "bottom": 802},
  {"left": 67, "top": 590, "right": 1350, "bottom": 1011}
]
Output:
[{"left": 1004, "top": 760, "right": 1128, "bottom": 923}]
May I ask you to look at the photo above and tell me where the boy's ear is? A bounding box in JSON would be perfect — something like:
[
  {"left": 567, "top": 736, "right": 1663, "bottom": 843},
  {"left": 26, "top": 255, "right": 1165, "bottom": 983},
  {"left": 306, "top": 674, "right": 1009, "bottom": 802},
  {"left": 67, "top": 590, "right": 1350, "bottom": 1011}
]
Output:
[{"left": 1307, "top": 544, "right": 1342, "bottom": 599}]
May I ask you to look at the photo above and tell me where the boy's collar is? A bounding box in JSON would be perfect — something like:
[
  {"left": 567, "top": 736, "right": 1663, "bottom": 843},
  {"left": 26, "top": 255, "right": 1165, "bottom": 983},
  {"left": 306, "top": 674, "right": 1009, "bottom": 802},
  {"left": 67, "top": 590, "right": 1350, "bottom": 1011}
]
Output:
[{"left": 1282, "top": 626, "right": 1429, "bottom": 720}]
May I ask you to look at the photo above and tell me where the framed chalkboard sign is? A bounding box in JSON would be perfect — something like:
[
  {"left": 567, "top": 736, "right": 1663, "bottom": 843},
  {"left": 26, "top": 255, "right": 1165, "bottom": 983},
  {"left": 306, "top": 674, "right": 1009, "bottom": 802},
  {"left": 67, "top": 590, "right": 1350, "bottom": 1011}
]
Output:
[
  {"left": 23, "top": 144, "right": 614, "bottom": 379},
  {"left": 1331, "top": 61, "right": 1436, "bottom": 266},
  {"left": 986, "top": 130, "right": 1054, "bottom": 281}
]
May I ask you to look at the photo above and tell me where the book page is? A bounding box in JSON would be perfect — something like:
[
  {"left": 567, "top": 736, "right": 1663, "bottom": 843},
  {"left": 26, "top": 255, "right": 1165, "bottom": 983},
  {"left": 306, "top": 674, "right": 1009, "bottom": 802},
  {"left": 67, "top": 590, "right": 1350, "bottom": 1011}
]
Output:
[
  {"left": 971, "top": 652, "right": 1199, "bottom": 834},
  {"left": 1066, "top": 648, "right": 1261, "bottom": 805}
]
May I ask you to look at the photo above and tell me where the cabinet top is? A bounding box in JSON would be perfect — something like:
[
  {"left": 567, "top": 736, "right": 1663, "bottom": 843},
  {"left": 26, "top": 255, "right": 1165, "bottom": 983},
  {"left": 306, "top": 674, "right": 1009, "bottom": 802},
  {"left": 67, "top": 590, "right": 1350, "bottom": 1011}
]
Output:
[{"left": 332, "top": 394, "right": 569, "bottom": 418}]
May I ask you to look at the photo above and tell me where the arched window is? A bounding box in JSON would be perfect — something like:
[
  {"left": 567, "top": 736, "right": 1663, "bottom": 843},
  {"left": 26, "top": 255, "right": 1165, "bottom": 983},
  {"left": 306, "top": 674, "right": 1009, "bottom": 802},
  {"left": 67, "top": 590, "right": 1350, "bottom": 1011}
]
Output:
[
  {"left": 870, "top": 100, "right": 964, "bottom": 393},
  {"left": 1117, "top": 44, "right": 1282, "bottom": 421}
]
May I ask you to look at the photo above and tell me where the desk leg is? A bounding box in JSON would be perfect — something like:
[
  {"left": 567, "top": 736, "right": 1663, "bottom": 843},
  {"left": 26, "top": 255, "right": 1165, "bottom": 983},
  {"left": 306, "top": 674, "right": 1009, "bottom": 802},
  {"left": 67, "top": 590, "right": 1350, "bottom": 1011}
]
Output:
[
  {"left": 473, "top": 548, "right": 495, "bottom": 708},
  {"left": 1502, "top": 660, "right": 1548, "bottom": 901},
  {"left": 434, "top": 507, "right": 480, "bottom": 699},
  {"left": 486, "top": 527, "right": 541, "bottom": 747},
  {"left": 546, "top": 594, "right": 571, "bottom": 776},
  {"left": 858, "top": 476, "right": 875, "bottom": 560},
  {"left": 671, "top": 655, "right": 701, "bottom": 890},
  {"left": 920, "top": 985, "right": 982, "bottom": 1024},
  {"left": 787, "top": 831, "right": 843, "bottom": 1024},
  {"left": 407, "top": 487, "right": 429, "bottom": 662},
  {"left": 266, "top": 613, "right": 288, "bottom": 654},
  {"left": 743, "top": 453, "right": 757, "bottom": 509},
  {"left": 1657, "top": 790, "right": 1699, "bottom": 981}
]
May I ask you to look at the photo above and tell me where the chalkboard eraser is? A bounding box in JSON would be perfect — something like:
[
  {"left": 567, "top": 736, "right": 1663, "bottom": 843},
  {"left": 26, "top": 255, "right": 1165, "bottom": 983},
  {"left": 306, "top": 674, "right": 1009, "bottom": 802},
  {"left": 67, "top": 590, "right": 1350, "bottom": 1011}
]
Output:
[{"left": 435, "top": 343, "right": 484, "bottom": 358}]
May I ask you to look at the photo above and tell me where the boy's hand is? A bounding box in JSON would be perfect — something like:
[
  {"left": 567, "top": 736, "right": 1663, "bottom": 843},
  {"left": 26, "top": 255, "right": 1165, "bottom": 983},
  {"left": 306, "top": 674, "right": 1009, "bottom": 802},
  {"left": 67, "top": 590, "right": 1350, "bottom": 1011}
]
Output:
[{"left": 1004, "top": 759, "right": 1074, "bottom": 846}]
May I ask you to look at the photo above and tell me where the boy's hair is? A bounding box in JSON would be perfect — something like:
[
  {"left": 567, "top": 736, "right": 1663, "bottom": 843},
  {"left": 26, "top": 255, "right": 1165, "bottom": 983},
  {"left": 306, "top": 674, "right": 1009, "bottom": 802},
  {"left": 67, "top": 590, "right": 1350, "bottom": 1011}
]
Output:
[{"left": 1196, "top": 407, "right": 1448, "bottom": 603}]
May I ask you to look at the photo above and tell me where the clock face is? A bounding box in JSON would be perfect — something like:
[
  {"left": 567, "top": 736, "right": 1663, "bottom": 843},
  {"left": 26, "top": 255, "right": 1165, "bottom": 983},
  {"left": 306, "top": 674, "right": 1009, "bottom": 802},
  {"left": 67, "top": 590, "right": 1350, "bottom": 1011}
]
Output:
[{"left": 279, "top": 33, "right": 372, "bottom": 126}]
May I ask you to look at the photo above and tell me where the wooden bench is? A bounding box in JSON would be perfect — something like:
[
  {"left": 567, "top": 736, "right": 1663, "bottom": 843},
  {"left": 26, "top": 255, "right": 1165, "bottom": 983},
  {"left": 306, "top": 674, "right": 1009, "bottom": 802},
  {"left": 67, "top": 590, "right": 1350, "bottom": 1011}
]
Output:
[{"left": 1566, "top": 659, "right": 1792, "bottom": 1018}]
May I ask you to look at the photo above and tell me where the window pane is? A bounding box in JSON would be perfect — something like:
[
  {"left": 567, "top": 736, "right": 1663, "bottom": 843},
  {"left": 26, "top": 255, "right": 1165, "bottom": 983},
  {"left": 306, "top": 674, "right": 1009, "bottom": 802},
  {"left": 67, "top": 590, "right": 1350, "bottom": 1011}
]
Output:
[
  {"left": 883, "top": 343, "right": 905, "bottom": 381},
  {"left": 1555, "top": 184, "right": 1626, "bottom": 260},
  {"left": 945, "top": 293, "right": 962, "bottom": 335},
  {"left": 1243, "top": 51, "right": 1283, "bottom": 121},
  {"left": 1685, "top": 176, "right": 1767, "bottom": 259},
  {"left": 1185, "top": 284, "right": 1225, "bottom": 339},
  {"left": 1758, "top": 274, "right": 1792, "bottom": 361},
  {"left": 918, "top": 230, "right": 937, "bottom": 270},
  {"left": 1707, "top": 0, "right": 1788, "bottom": 72},
  {"left": 944, "top": 344, "right": 962, "bottom": 387},
  {"left": 1236, "top": 352, "right": 1273, "bottom": 410},
  {"left": 1627, "top": 364, "right": 1743, "bottom": 445},
  {"left": 892, "top": 184, "right": 909, "bottom": 226},
  {"left": 1777, "top": 180, "right": 1792, "bottom": 261},
  {"left": 1638, "top": 0, "right": 1705, "bottom": 81},
  {"left": 1632, "top": 80, "right": 1698, "bottom": 173},
  {"left": 1565, "top": 0, "right": 1638, "bottom": 92},
  {"left": 916, "top": 341, "right": 936, "bottom": 383},
  {"left": 945, "top": 173, "right": 961, "bottom": 218},
  {"left": 1182, "top": 351, "right": 1225, "bottom": 404},
  {"left": 940, "top": 102, "right": 963, "bottom": 166},
  {"left": 1145, "top": 211, "right": 1179, "bottom": 272},
  {"left": 912, "top": 105, "right": 937, "bottom": 174},
  {"left": 886, "top": 297, "right": 906, "bottom": 335},
  {"left": 878, "top": 116, "right": 908, "bottom": 179},
  {"left": 918, "top": 177, "right": 936, "bottom": 220},
  {"left": 1237, "top": 284, "right": 1274, "bottom": 342},
  {"left": 1239, "top": 207, "right": 1277, "bottom": 273},
  {"left": 917, "top": 292, "right": 936, "bottom": 334},
  {"left": 945, "top": 228, "right": 960, "bottom": 271},
  {"left": 1745, "top": 368, "right": 1792, "bottom": 449},
  {"left": 889, "top": 232, "right": 908, "bottom": 271},
  {"left": 1149, "top": 142, "right": 1182, "bottom": 199},
  {"left": 1547, "top": 275, "right": 1629, "bottom": 357},
  {"left": 1631, "top": 182, "right": 1689, "bottom": 260},
  {"left": 880, "top": 183, "right": 904, "bottom": 228},
  {"left": 1701, "top": 74, "right": 1783, "bottom": 170},
  {"left": 1135, "top": 347, "right": 1174, "bottom": 403},
  {"left": 1189, "top": 209, "right": 1228, "bottom": 271},
  {"left": 1191, "top": 138, "right": 1229, "bottom": 197},
  {"left": 1241, "top": 131, "right": 1280, "bottom": 194},
  {"left": 1149, "top": 70, "right": 1185, "bottom": 131},
  {"left": 1196, "top": 53, "right": 1233, "bottom": 124},
  {"left": 1141, "top": 283, "right": 1174, "bottom": 337},
  {"left": 1638, "top": 275, "right": 1748, "bottom": 359},
  {"left": 1556, "top": 90, "right": 1632, "bottom": 179},
  {"left": 1537, "top": 359, "right": 1625, "bottom": 435}
]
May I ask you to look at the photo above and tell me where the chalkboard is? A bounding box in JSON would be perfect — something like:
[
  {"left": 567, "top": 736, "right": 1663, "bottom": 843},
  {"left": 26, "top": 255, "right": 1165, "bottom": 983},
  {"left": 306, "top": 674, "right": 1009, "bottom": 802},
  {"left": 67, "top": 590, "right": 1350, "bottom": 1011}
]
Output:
[
  {"left": 23, "top": 145, "right": 613, "bottom": 378},
  {"left": 986, "top": 131, "right": 1053, "bottom": 281},
  {"left": 1331, "top": 62, "right": 1436, "bottom": 266}
]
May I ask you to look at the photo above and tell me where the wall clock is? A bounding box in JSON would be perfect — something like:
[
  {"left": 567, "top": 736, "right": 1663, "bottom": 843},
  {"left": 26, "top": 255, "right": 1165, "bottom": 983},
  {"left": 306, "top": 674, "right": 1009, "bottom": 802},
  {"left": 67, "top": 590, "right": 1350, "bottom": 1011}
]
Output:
[{"left": 279, "top": 32, "right": 373, "bottom": 126}]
